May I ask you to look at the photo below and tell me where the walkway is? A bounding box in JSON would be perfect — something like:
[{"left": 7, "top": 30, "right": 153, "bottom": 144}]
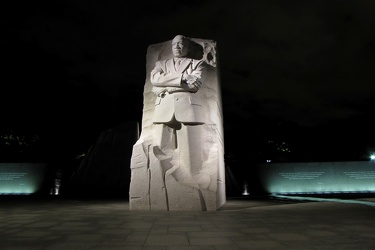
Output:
[{"left": 1, "top": 195, "right": 375, "bottom": 249}]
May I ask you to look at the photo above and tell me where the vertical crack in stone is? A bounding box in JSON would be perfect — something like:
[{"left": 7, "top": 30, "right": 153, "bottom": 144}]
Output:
[
  {"left": 198, "top": 189, "right": 207, "bottom": 211},
  {"left": 164, "top": 171, "right": 170, "bottom": 211},
  {"left": 173, "top": 127, "right": 177, "bottom": 149},
  {"left": 147, "top": 144, "right": 151, "bottom": 210}
]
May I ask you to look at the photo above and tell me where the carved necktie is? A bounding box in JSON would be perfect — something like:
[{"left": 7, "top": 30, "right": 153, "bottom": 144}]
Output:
[{"left": 175, "top": 58, "right": 182, "bottom": 68}]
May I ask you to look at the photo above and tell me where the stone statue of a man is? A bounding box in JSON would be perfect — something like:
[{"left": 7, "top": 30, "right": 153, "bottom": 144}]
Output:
[
  {"left": 129, "top": 35, "right": 225, "bottom": 211},
  {"left": 150, "top": 35, "right": 207, "bottom": 191}
]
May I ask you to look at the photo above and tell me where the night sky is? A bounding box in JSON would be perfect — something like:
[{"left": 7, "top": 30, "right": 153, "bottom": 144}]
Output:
[{"left": 2, "top": 0, "right": 375, "bottom": 166}]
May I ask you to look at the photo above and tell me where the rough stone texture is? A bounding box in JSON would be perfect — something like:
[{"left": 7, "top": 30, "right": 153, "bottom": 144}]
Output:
[
  {"left": 129, "top": 36, "right": 225, "bottom": 211},
  {"left": 67, "top": 121, "right": 139, "bottom": 198}
]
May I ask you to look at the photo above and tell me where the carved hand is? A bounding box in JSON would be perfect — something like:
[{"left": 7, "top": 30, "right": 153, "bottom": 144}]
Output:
[{"left": 182, "top": 74, "right": 202, "bottom": 91}]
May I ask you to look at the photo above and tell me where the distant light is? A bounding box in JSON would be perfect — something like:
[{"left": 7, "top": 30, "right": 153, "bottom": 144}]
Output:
[
  {"left": 370, "top": 155, "right": 375, "bottom": 160},
  {"left": 266, "top": 160, "right": 271, "bottom": 163},
  {"left": 242, "top": 182, "right": 250, "bottom": 196},
  {"left": 51, "top": 178, "right": 61, "bottom": 196}
]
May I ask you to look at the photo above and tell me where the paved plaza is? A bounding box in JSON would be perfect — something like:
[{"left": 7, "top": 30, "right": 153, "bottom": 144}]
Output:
[{"left": 1, "top": 195, "right": 375, "bottom": 249}]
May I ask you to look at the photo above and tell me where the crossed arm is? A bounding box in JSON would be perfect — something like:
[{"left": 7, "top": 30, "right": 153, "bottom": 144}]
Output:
[{"left": 150, "top": 60, "right": 206, "bottom": 95}]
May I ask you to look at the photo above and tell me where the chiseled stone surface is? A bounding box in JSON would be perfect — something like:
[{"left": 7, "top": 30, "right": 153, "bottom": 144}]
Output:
[
  {"left": 129, "top": 35, "right": 225, "bottom": 211},
  {"left": 66, "top": 122, "right": 138, "bottom": 198}
]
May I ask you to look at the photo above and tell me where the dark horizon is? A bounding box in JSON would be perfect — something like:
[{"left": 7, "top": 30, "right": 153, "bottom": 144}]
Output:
[{"left": 2, "top": 0, "right": 375, "bottom": 169}]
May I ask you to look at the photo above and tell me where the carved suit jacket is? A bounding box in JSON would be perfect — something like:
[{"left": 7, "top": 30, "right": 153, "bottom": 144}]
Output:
[{"left": 150, "top": 57, "right": 206, "bottom": 124}]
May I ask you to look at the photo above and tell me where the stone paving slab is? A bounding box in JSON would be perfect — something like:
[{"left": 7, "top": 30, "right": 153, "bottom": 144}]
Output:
[{"left": 0, "top": 196, "right": 375, "bottom": 249}]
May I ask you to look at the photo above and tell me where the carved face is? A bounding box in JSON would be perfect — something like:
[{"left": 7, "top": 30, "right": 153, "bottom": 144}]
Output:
[{"left": 172, "top": 35, "right": 188, "bottom": 58}]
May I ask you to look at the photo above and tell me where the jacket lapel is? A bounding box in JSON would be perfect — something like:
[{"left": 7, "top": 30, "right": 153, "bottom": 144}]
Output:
[
  {"left": 166, "top": 59, "right": 177, "bottom": 73},
  {"left": 177, "top": 58, "right": 192, "bottom": 74}
]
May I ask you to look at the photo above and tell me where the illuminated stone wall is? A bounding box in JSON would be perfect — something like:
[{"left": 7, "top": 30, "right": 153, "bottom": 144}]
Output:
[
  {"left": 0, "top": 163, "right": 47, "bottom": 194},
  {"left": 257, "top": 161, "right": 375, "bottom": 194}
]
